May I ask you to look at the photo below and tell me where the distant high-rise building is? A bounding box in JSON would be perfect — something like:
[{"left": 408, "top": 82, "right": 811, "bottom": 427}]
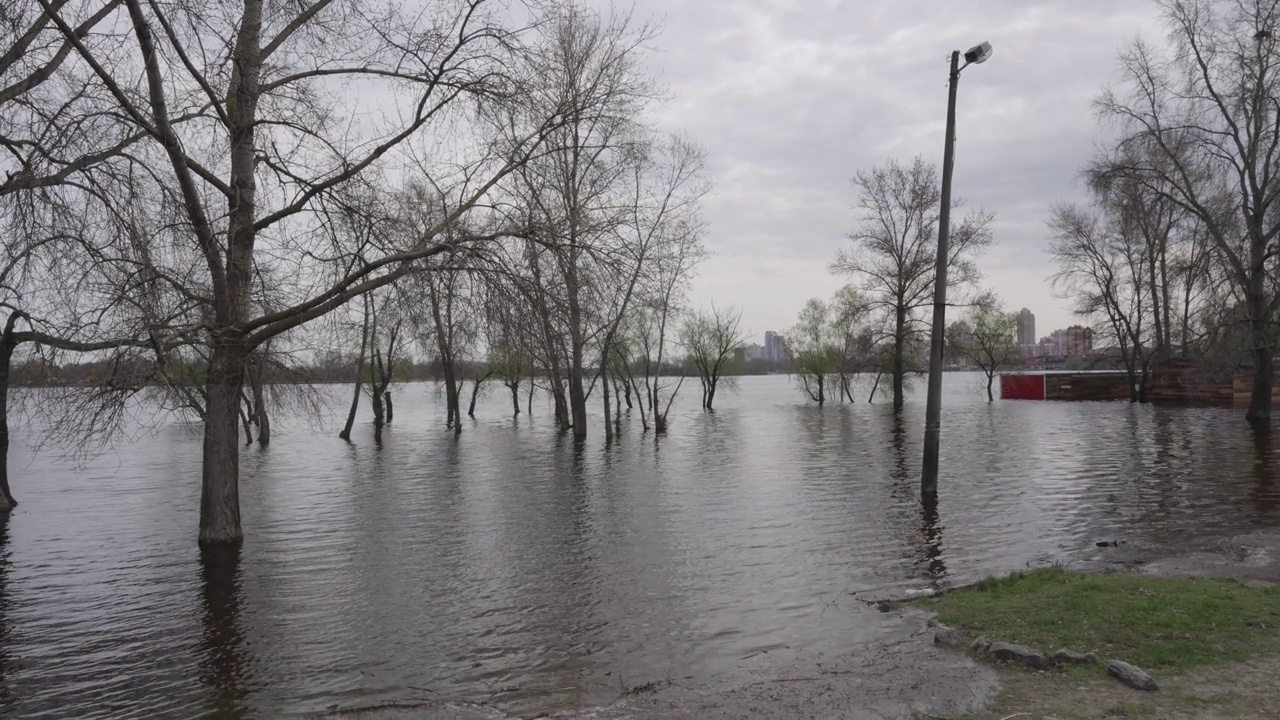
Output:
[
  {"left": 1065, "top": 325, "right": 1093, "bottom": 357},
  {"left": 764, "top": 331, "right": 786, "bottom": 364},
  {"left": 1017, "top": 308, "right": 1036, "bottom": 346}
]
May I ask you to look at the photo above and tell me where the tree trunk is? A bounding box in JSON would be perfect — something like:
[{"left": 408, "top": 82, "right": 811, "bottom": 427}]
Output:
[
  {"left": 508, "top": 381, "right": 520, "bottom": 416},
  {"left": 384, "top": 392, "right": 393, "bottom": 423},
  {"left": 986, "top": 372, "right": 994, "bottom": 402},
  {"left": 629, "top": 375, "right": 650, "bottom": 431},
  {"left": 602, "top": 367, "right": 613, "bottom": 442},
  {"left": 467, "top": 376, "right": 482, "bottom": 418},
  {"left": 706, "top": 378, "right": 717, "bottom": 410},
  {"left": 200, "top": 348, "right": 246, "bottom": 546},
  {"left": 527, "top": 373, "right": 535, "bottom": 416},
  {"left": 238, "top": 399, "right": 253, "bottom": 446},
  {"left": 550, "top": 369, "right": 569, "bottom": 431},
  {"left": 568, "top": 345, "right": 588, "bottom": 439},
  {"left": 339, "top": 304, "right": 371, "bottom": 441},
  {"left": 250, "top": 360, "right": 269, "bottom": 446},
  {"left": 371, "top": 379, "right": 385, "bottom": 445},
  {"left": 892, "top": 307, "right": 906, "bottom": 411},
  {"left": 613, "top": 375, "right": 622, "bottom": 430},
  {"left": 1246, "top": 288, "right": 1273, "bottom": 426},
  {"left": 440, "top": 356, "right": 460, "bottom": 430},
  {"left": 0, "top": 334, "right": 18, "bottom": 511},
  {"left": 869, "top": 372, "right": 882, "bottom": 403}
]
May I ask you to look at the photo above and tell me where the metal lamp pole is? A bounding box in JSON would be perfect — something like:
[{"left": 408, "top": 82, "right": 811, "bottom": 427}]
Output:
[{"left": 922, "top": 42, "right": 991, "bottom": 502}]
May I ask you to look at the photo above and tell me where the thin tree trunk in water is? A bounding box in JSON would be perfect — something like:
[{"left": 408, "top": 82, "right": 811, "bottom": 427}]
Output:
[
  {"left": 200, "top": 348, "right": 246, "bottom": 546},
  {"left": 339, "top": 308, "right": 370, "bottom": 441},
  {"left": 508, "top": 381, "right": 520, "bottom": 416},
  {"left": 467, "top": 375, "right": 484, "bottom": 418},
  {"left": 707, "top": 376, "right": 718, "bottom": 410},
  {"left": 1247, "top": 288, "right": 1274, "bottom": 426},
  {"left": 0, "top": 328, "right": 19, "bottom": 511},
  {"left": 443, "top": 368, "right": 461, "bottom": 434},
  {"left": 602, "top": 367, "right": 613, "bottom": 442},
  {"left": 568, "top": 343, "right": 588, "bottom": 439},
  {"left": 986, "top": 372, "right": 994, "bottom": 402},
  {"left": 250, "top": 360, "right": 269, "bottom": 446},
  {"left": 623, "top": 378, "right": 632, "bottom": 409},
  {"left": 238, "top": 397, "right": 253, "bottom": 446},
  {"left": 892, "top": 309, "right": 906, "bottom": 411},
  {"left": 371, "top": 379, "right": 385, "bottom": 445},
  {"left": 613, "top": 375, "right": 622, "bottom": 430},
  {"left": 868, "top": 372, "right": 882, "bottom": 403},
  {"left": 629, "top": 375, "right": 650, "bottom": 431},
  {"left": 384, "top": 392, "right": 393, "bottom": 423},
  {"left": 527, "top": 373, "right": 535, "bottom": 415}
]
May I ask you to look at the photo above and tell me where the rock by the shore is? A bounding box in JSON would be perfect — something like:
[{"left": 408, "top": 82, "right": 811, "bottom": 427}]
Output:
[
  {"left": 1054, "top": 648, "right": 1098, "bottom": 665},
  {"left": 933, "top": 623, "right": 968, "bottom": 649},
  {"left": 987, "top": 641, "right": 1049, "bottom": 670},
  {"left": 971, "top": 635, "right": 991, "bottom": 652},
  {"left": 1107, "top": 659, "right": 1159, "bottom": 691}
]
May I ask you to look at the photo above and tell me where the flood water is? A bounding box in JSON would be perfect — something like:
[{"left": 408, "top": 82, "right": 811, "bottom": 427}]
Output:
[{"left": 2, "top": 373, "right": 1278, "bottom": 718}]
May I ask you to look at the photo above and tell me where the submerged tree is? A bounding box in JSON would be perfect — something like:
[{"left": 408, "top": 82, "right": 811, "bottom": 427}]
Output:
[
  {"left": 829, "top": 286, "right": 876, "bottom": 403},
  {"left": 1093, "top": 0, "right": 1280, "bottom": 424},
  {"left": 680, "top": 304, "right": 746, "bottom": 410},
  {"left": 787, "top": 298, "right": 840, "bottom": 406},
  {"left": 948, "top": 298, "right": 1020, "bottom": 401},
  {"left": 1049, "top": 203, "right": 1157, "bottom": 401},
  {"left": 833, "top": 157, "right": 993, "bottom": 412},
  {"left": 29, "top": 0, "right": 617, "bottom": 545}
]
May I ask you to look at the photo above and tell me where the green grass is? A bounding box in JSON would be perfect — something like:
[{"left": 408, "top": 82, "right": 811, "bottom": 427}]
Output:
[{"left": 909, "top": 567, "right": 1280, "bottom": 673}]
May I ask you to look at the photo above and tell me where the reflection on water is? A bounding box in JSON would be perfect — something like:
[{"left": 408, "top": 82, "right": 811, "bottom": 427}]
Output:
[
  {"left": 2, "top": 374, "right": 1279, "bottom": 717},
  {"left": 0, "top": 513, "right": 13, "bottom": 715},
  {"left": 200, "top": 545, "right": 249, "bottom": 719}
]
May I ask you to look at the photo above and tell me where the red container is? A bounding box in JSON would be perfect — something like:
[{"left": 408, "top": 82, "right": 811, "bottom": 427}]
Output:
[{"left": 1001, "top": 373, "right": 1046, "bottom": 400}]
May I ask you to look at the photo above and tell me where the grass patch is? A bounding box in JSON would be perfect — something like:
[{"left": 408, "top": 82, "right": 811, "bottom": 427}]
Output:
[{"left": 909, "top": 567, "right": 1280, "bottom": 673}]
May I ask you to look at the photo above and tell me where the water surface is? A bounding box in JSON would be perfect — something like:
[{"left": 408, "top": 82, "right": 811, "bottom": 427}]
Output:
[{"left": 2, "top": 373, "right": 1277, "bottom": 718}]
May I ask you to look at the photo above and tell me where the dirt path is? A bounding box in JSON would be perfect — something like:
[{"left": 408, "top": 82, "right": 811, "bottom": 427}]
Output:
[{"left": 981, "top": 653, "right": 1280, "bottom": 720}]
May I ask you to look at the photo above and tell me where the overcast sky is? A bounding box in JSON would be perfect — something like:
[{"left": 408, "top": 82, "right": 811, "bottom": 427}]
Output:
[{"left": 612, "top": 0, "right": 1165, "bottom": 344}]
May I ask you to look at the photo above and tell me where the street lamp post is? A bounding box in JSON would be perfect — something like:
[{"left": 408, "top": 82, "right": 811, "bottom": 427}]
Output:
[{"left": 922, "top": 41, "right": 992, "bottom": 503}]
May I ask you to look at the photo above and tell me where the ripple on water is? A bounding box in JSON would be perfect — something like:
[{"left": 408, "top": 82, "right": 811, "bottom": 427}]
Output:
[{"left": 1, "top": 376, "right": 1278, "bottom": 717}]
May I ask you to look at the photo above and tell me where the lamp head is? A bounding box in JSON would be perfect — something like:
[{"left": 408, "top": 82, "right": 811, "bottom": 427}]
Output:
[{"left": 963, "top": 41, "right": 993, "bottom": 65}]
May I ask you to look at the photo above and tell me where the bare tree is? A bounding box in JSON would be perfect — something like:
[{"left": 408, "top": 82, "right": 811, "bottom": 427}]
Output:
[
  {"left": 337, "top": 294, "right": 370, "bottom": 442},
  {"left": 833, "top": 157, "right": 993, "bottom": 412},
  {"left": 947, "top": 297, "right": 1021, "bottom": 401},
  {"left": 1094, "top": 0, "right": 1280, "bottom": 424},
  {"left": 787, "top": 297, "right": 841, "bottom": 406},
  {"left": 829, "top": 285, "right": 876, "bottom": 403},
  {"left": 508, "top": 3, "right": 660, "bottom": 439},
  {"left": 366, "top": 294, "right": 402, "bottom": 444},
  {"left": 32, "top": 0, "right": 602, "bottom": 545},
  {"left": 680, "top": 304, "right": 746, "bottom": 410}
]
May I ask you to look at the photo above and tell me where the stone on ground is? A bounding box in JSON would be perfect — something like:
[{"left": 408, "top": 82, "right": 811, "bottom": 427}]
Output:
[
  {"left": 1107, "top": 659, "right": 1159, "bottom": 691},
  {"left": 1053, "top": 648, "right": 1098, "bottom": 665},
  {"left": 933, "top": 623, "right": 968, "bottom": 649},
  {"left": 987, "top": 641, "right": 1049, "bottom": 670}
]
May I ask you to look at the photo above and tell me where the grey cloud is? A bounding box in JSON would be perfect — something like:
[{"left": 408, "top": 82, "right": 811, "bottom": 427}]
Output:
[{"left": 590, "top": 0, "right": 1163, "bottom": 337}]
